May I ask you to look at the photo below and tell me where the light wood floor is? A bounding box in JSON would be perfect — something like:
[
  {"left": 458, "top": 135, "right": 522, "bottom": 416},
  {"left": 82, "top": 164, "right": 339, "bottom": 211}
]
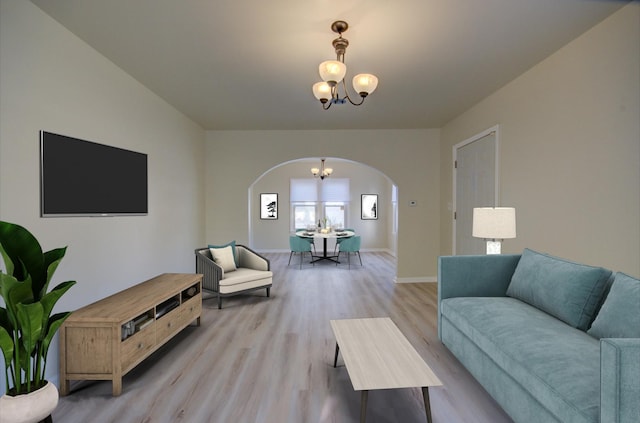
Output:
[{"left": 53, "top": 252, "right": 513, "bottom": 423}]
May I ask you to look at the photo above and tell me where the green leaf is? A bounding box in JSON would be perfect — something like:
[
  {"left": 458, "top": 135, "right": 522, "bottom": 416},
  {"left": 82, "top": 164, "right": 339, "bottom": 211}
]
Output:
[
  {"left": 0, "top": 273, "right": 19, "bottom": 312},
  {"left": 6, "top": 278, "right": 33, "bottom": 322},
  {"left": 15, "top": 302, "right": 44, "bottom": 357},
  {"left": 39, "top": 280, "right": 75, "bottom": 337},
  {"left": 0, "top": 326, "right": 14, "bottom": 369},
  {"left": 0, "top": 221, "right": 44, "bottom": 283},
  {"left": 0, "top": 242, "right": 14, "bottom": 276},
  {"left": 39, "top": 247, "right": 67, "bottom": 299},
  {"left": 41, "top": 312, "right": 71, "bottom": 357}
]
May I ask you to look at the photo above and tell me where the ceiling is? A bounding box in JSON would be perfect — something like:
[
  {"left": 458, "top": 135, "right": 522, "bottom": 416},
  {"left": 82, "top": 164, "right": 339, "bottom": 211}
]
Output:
[{"left": 30, "top": 0, "right": 627, "bottom": 131}]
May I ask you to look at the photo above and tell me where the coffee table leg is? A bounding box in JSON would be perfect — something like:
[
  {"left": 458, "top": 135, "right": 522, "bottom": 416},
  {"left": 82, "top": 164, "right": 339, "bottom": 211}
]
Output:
[
  {"left": 333, "top": 342, "right": 340, "bottom": 367},
  {"left": 360, "top": 390, "right": 368, "bottom": 423},
  {"left": 422, "top": 386, "right": 433, "bottom": 423}
]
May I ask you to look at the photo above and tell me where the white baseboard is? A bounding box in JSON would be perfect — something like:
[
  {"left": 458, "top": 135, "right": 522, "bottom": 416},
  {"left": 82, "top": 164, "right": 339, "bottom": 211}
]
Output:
[
  {"left": 394, "top": 276, "right": 437, "bottom": 284},
  {"left": 254, "top": 248, "right": 395, "bottom": 255}
]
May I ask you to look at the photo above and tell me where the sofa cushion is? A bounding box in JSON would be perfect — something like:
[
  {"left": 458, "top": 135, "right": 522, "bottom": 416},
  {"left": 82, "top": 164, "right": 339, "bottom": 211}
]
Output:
[
  {"left": 208, "top": 240, "right": 238, "bottom": 266},
  {"left": 441, "top": 297, "right": 600, "bottom": 423},
  {"left": 210, "top": 246, "right": 237, "bottom": 273},
  {"left": 506, "top": 248, "right": 611, "bottom": 330},
  {"left": 588, "top": 272, "right": 640, "bottom": 339}
]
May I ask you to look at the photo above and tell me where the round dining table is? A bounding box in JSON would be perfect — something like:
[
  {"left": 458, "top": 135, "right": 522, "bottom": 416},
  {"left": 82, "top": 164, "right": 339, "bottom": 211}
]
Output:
[{"left": 296, "top": 229, "right": 355, "bottom": 263}]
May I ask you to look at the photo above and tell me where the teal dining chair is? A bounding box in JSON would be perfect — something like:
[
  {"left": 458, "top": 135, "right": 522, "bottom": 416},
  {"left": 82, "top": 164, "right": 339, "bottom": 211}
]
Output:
[
  {"left": 336, "top": 235, "right": 362, "bottom": 269},
  {"left": 289, "top": 235, "right": 314, "bottom": 269},
  {"left": 295, "top": 228, "right": 316, "bottom": 253},
  {"left": 333, "top": 229, "right": 355, "bottom": 254}
]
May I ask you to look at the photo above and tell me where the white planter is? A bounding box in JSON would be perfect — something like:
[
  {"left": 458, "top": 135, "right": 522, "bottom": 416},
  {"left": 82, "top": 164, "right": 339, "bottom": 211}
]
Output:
[{"left": 0, "top": 381, "right": 58, "bottom": 423}]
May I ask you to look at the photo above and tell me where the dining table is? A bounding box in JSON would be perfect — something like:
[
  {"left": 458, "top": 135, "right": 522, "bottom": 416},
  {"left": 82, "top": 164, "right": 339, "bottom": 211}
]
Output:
[{"left": 296, "top": 229, "right": 355, "bottom": 264}]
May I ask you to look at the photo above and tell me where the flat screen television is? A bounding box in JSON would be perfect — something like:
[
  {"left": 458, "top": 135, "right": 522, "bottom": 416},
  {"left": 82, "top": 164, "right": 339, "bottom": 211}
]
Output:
[{"left": 40, "top": 131, "right": 148, "bottom": 217}]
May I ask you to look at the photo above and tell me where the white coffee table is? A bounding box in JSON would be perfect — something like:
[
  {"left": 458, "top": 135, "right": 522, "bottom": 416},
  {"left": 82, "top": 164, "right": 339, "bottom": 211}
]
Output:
[{"left": 330, "top": 317, "right": 442, "bottom": 423}]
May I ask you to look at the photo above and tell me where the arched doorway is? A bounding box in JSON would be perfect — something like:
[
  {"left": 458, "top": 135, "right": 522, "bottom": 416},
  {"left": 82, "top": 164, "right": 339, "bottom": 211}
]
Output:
[{"left": 248, "top": 157, "right": 398, "bottom": 260}]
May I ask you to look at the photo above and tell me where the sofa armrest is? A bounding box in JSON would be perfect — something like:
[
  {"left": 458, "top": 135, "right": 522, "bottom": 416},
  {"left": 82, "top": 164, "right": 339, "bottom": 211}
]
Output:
[
  {"left": 438, "top": 254, "right": 521, "bottom": 300},
  {"left": 600, "top": 338, "right": 640, "bottom": 423},
  {"left": 438, "top": 254, "right": 521, "bottom": 340},
  {"left": 236, "top": 245, "right": 270, "bottom": 271},
  {"left": 195, "top": 248, "right": 223, "bottom": 292}
]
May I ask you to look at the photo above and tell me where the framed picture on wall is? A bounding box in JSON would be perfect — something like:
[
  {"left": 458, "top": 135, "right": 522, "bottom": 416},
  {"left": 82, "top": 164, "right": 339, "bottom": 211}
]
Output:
[
  {"left": 260, "top": 193, "right": 278, "bottom": 220},
  {"left": 361, "top": 194, "right": 378, "bottom": 220}
]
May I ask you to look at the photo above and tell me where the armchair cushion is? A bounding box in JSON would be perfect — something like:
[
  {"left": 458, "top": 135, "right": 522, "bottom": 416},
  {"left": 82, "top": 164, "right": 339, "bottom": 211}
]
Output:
[
  {"left": 588, "top": 272, "right": 640, "bottom": 339},
  {"left": 208, "top": 240, "right": 238, "bottom": 266},
  {"left": 210, "top": 246, "right": 236, "bottom": 273}
]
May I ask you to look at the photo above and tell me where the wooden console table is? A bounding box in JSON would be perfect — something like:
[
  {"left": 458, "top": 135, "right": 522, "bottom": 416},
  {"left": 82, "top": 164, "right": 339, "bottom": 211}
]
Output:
[{"left": 59, "top": 273, "right": 203, "bottom": 396}]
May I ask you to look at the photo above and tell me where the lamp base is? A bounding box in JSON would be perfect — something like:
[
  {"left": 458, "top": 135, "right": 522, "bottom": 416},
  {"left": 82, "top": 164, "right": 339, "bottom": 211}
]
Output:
[{"left": 486, "top": 240, "right": 502, "bottom": 255}]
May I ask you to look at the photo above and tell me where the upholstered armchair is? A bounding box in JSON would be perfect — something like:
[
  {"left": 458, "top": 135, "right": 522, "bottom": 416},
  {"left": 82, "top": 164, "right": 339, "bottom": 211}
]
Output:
[{"left": 195, "top": 245, "right": 272, "bottom": 309}]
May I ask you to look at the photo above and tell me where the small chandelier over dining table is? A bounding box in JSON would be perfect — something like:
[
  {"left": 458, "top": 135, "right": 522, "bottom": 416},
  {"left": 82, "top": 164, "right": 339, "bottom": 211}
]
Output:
[
  {"left": 312, "top": 20, "right": 378, "bottom": 110},
  {"left": 311, "top": 158, "right": 333, "bottom": 180}
]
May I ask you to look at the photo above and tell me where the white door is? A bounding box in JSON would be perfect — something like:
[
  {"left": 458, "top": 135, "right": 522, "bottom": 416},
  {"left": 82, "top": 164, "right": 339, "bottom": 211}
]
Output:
[{"left": 454, "top": 128, "right": 498, "bottom": 255}]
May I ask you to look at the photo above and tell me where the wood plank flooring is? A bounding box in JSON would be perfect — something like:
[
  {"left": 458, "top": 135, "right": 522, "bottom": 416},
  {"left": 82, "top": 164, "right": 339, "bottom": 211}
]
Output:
[{"left": 53, "top": 252, "right": 513, "bottom": 423}]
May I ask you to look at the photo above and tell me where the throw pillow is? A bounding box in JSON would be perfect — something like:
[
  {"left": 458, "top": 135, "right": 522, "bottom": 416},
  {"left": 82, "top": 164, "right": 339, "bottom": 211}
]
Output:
[
  {"left": 210, "top": 246, "right": 237, "bottom": 273},
  {"left": 588, "top": 272, "right": 640, "bottom": 339},
  {"left": 208, "top": 240, "right": 238, "bottom": 266},
  {"left": 506, "top": 248, "right": 611, "bottom": 330}
]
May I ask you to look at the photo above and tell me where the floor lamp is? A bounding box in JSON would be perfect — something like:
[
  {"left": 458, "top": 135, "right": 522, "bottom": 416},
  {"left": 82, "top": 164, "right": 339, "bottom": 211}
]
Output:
[{"left": 472, "top": 207, "right": 516, "bottom": 254}]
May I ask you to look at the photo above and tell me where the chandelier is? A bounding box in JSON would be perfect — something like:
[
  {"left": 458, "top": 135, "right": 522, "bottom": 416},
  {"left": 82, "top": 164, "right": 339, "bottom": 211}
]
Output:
[
  {"left": 311, "top": 159, "right": 333, "bottom": 180},
  {"left": 312, "top": 20, "right": 378, "bottom": 110}
]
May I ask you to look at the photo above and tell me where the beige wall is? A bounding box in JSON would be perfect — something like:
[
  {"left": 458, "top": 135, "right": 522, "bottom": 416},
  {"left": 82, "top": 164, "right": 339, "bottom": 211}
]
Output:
[
  {"left": 206, "top": 129, "right": 441, "bottom": 280},
  {"left": 0, "top": 1, "right": 205, "bottom": 392},
  {"left": 440, "top": 4, "right": 640, "bottom": 275},
  {"left": 250, "top": 159, "right": 393, "bottom": 253}
]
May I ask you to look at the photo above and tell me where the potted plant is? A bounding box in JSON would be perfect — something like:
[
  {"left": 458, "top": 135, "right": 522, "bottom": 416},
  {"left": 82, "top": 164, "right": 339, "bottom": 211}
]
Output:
[{"left": 0, "top": 221, "right": 76, "bottom": 423}]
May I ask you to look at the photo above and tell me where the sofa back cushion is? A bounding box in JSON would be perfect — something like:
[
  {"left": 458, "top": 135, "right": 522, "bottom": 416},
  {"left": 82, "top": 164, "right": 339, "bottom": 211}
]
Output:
[
  {"left": 587, "top": 272, "right": 640, "bottom": 339},
  {"left": 506, "top": 248, "right": 611, "bottom": 330}
]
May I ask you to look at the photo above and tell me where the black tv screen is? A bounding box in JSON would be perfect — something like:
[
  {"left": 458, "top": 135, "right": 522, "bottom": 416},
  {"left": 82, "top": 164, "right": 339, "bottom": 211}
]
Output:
[{"left": 40, "top": 131, "right": 148, "bottom": 217}]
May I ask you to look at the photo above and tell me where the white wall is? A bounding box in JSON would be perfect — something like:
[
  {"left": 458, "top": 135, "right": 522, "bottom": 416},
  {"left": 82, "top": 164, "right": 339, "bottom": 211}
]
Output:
[
  {"left": 440, "top": 3, "right": 640, "bottom": 276},
  {"left": 0, "top": 0, "right": 206, "bottom": 393},
  {"left": 206, "top": 129, "right": 441, "bottom": 281},
  {"left": 250, "top": 159, "right": 393, "bottom": 253}
]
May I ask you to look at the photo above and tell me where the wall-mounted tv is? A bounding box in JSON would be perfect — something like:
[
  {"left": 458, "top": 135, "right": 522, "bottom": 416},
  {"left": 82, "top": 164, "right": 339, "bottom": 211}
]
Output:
[{"left": 40, "top": 131, "right": 148, "bottom": 217}]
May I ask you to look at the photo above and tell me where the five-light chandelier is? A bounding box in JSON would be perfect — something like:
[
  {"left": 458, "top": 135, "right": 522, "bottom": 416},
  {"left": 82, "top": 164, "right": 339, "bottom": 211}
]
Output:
[
  {"left": 311, "top": 159, "right": 333, "bottom": 180},
  {"left": 312, "top": 20, "right": 378, "bottom": 110}
]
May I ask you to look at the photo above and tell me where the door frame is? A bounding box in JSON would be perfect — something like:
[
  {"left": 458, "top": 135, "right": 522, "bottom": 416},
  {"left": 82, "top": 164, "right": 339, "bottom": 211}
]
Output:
[{"left": 452, "top": 125, "right": 500, "bottom": 255}]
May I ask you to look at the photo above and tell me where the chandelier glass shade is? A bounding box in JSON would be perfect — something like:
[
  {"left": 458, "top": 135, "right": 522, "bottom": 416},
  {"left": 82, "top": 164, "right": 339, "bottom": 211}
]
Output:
[
  {"left": 312, "top": 21, "right": 378, "bottom": 109},
  {"left": 311, "top": 159, "right": 333, "bottom": 180}
]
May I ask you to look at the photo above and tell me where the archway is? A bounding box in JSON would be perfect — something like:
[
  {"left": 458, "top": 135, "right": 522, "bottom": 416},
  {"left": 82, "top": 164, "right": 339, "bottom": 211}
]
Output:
[{"left": 248, "top": 157, "right": 398, "bottom": 261}]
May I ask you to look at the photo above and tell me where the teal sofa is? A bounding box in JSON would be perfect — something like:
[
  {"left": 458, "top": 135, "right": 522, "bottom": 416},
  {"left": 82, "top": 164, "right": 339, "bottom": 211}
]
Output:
[{"left": 438, "top": 249, "right": 640, "bottom": 423}]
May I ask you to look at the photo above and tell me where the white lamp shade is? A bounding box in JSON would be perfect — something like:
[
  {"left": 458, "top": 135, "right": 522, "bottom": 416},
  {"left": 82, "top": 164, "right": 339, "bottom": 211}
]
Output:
[
  {"left": 312, "top": 82, "right": 331, "bottom": 101},
  {"left": 472, "top": 207, "right": 516, "bottom": 239},
  {"left": 319, "top": 60, "right": 346, "bottom": 83},
  {"left": 352, "top": 73, "right": 378, "bottom": 95}
]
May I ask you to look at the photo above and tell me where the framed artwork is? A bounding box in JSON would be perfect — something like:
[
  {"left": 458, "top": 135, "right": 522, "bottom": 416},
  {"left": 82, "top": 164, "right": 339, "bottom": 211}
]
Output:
[
  {"left": 260, "top": 193, "right": 278, "bottom": 220},
  {"left": 361, "top": 194, "right": 378, "bottom": 220}
]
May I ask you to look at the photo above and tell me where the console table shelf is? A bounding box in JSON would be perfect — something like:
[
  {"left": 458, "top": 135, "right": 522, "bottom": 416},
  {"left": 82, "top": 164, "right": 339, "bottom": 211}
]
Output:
[{"left": 59, "top": 273, "right": 203, "bottom": 396}]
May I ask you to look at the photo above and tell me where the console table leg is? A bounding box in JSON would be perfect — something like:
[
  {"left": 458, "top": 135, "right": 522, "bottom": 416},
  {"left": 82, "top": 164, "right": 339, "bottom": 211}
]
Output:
[
  {"left": 422, "top": 386, "right": 433, "bottom": 423},
  {"left": 112, "top": 378, "right": 122, "bottom": 396},
  {"left": 333, "top": 342, "right": 340, "bottom": 367},
  {"left": 360, "top": 390, "right": 368, "bottom": 423}
]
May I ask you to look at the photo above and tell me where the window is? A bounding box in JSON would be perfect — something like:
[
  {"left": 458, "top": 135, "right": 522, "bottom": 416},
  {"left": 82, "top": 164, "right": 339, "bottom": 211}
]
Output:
[
  {"left": 293, "top": 202, "right": 316, "bottom": 229},
  {"left": 290, "top": 178, "right": 350, "bottom": 230},
  {"left": 324, "top": 203, "right": 346, "bottom": 229}
]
